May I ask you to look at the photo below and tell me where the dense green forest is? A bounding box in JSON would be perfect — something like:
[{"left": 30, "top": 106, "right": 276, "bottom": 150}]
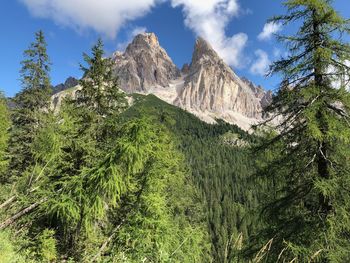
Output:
[
  {"left": 1, "top": 0, "right": 350, "bottom": 262},
  {"left": 121, "top": 94, "right": 262, "bottom": 262},
  {"left": 0, "top": 33, "right": 212, "bottom": 262},
  {"left": 0, "top": 79, "right": 261, "bottom": 262}
]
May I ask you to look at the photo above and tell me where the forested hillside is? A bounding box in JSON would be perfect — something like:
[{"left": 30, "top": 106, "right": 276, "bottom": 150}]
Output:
[
  {"left": 0, "top": 37, "right": 212, "bottom": 262},
  {"left": 1, "top": 0, "right": 350, "bottom": 262},
  {"left": 0, "top": 89, "right": 262, "bottom": 262},
  {"left": 0, "top": 28, "right": 266, "bottom": 262},
  {"left": 121, "top": 94, "right": 262, "bottom": 262}
]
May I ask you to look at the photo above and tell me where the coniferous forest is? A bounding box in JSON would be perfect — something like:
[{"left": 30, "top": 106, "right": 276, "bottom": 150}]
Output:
[{"left": 1, "top": 0, "right": 350, "bottom": 262}]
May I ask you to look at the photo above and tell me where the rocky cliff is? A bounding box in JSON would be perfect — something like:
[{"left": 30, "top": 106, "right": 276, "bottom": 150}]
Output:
[
  {"left": 52, "top": 33, "right": 272, "bottom": 130},
  {"left": 53, "top": 77, "right": 79, "bottom": 94},
  {"left": 112, "top": 33, "right": 180, "bottom": 93},
  {"left": 241, "top": 77, "right": 273, "bottom": 109},
  {"left": 174, "top": 38, "right": 263, "bottom": 128}
]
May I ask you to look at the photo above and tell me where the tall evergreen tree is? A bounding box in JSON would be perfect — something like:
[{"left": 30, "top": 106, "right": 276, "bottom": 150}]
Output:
[
  {"left": 256, "top": 0, "right": 350, "bottom": 261},
  {"left": 77, "top": 38, "right": 127, "bottom": 118},
  {"left": 19, "top": 39, "right": 130, "bottom": 257},
  {"left": 74, "top": 38, "right": 128, "bottom": 147},
  {"left": 8, "top": 30, "right": 52, "bottom": 180}
]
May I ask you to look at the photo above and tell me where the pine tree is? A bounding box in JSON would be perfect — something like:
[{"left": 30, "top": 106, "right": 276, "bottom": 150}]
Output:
[
  {"left": 8, "top": 30, "right": 52, "bottom": 180},
  {"left": 77, "top": 38, "right": 127, "bottom": 118},
  {"left": 19, "top": 39, "right": 129, "bottom": 256},
  {"left": 33, "top": 116, "right": 211, "bottom": 261},
  {"left": 92, "top": 118, "right": 211, "bottom": 262},
  {"left": 19, "top": 30, "right": 51, "bottom": 101},
  {"left": 72, "top": 38, "right": 128, "bottom": 148},
  {"left": 256, "top": 0, "right": 350, "bottom": 261}
]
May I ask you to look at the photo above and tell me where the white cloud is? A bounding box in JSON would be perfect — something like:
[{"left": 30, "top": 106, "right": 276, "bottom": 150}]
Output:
[
  {"left": 116, "top": 26, "right": 147, "bottom": 51},
  {"left": 250, "top": 49, "right": 270, "bottom": 76},
  {"left": 20, "top": 0, "right": 249, "bottom": 67},
  {"left": 19, "top": 0, "right": 162, "bottom": 38},
  {"left": 327, "top": 60, "right": 350, "bottom": 90},
  {"left": 171, "top": 0, "right": 248, "bottom": 67},
  {"left": 258, "top": 22, "right": 282, "bottom": 41}
]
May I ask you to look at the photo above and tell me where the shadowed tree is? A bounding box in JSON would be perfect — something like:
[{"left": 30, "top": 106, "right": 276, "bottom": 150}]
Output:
[
  {"left": 77, "top": 38, "right": 127, "bottom": 118},
  {"left": 8, "top": 30, "right": 52, "bottom": 180},
  {"left": 255, "top": 0, "right": 350, "bottom": 261}
]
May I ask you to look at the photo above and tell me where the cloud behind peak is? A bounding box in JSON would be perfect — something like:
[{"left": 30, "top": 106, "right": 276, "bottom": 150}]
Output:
[
  {"left": 20, "top": 0, "right": 162, "bottom": 38},
  {"left": 20, "top": 0, "right": 248, "bottom": 68},
  {"left": 258, "top": 22, "right": 282, "bottom": 41}
]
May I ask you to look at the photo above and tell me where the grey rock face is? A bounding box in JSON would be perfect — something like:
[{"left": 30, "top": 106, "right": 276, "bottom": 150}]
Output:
[
  {"left": 112, "top": 33, "right": 180, "bottom": 93},
  {"left": 260, "top": 90, "right": 273, "bottom": 109},
  {"left": 181, "top": 63, "right": 190, "bottom": 75},
  {"left": 241, "top": 77, "right": 272, "bottom": 109},
  {"left": 53, "top": 77, "right": 79, "bottom": 94},
  {"left": 52, "top": 33, "right": 272, "bottom": 130},
  {"left": 175, "top": 38, "right": 263, "bottom": 119}
]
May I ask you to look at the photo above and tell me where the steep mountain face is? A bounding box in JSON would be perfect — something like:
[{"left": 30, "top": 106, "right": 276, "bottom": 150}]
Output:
[
  {"left": 112, "top": 33, "right": 180, "bottom": 93},
  {"left": 241, "top": 77, "right": 273, "bottom": 109},
  {"left": 53, "top": 77, "right": 79, "bottom": 94},
  {"left": 174, "top": 38, "right": 263, "bottom": 128},
  {"left": 110, "top": 33, "right": 272, "bottom": 129},
  {"left": 52, "top": 33, "right": 272, "bottom": 130}
]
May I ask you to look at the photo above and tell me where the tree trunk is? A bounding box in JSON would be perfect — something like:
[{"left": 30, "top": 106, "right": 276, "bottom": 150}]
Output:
[
  {"left": 0, "top": 195, "right": 17, "bottom": 210},
  {"left": 0, "top": 198, "right": 46, "bottom": 230},
  {"left": 317, "top": 142, "right": 332, "bottom": 215},
  {"left": 312, "top": 9, "right": 332, "bottom": 216},
  {"left": 91, "top": 220, "right": 125, "bottom": 262}
]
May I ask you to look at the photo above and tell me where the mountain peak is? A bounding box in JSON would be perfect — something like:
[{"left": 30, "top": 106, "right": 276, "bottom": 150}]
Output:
[
  {"left": 126, "top": 32, "right": 160, "bottom": 52},
  {"left": 113, "top": 32, "right": 180, "bottom": 93},
  {"left": 191, "top": 37, "right": 220, "bottom": 66}
]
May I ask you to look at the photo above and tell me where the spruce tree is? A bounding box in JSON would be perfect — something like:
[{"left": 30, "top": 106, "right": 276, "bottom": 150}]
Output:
[
  {"left": 8, "top": 30, "right": 52, "bottom": 180},
  {"left": 77, "top": 38, "right": 127, "bottom": 118},
  {"left": 256, "top": 0, "right": 350, "bottom": 261},
  {"left": 24, "top": 39, "right": 129, "bottom": 255},
  {"left": 73, "top": 38, "right": 128, "bottom": 147}
]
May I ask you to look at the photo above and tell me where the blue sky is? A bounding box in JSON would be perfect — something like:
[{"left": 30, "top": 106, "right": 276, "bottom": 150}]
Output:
[{"left": 0, "top": 0, "right": 349, "bottom": 97}]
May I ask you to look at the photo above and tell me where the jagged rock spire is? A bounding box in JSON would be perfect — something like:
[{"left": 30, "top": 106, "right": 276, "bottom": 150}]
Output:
[
  {"left": 52, "top": 32, "right": 271, "bottom": 130},
  {"left": 190, "top": 37, "right": 221, "bottom": 66},
  {"left": 113, "top": 33, "right": 180, "bottom": 93}
]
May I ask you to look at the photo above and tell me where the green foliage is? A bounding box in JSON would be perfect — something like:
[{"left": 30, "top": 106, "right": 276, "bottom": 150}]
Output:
[
  {"left": 6, "top": 38, "right": 212, "bottom": 262},
  {"left": 8, "top": 30, "right": 52, "bottom": 180},
  {"left": 20, "top": 30, "right": 51, "bottom": 93},
  {"left": 101, "top": 118, "right": 211, "bottom": 262},
  {"left": 121, "top": 95, "right": 259, "bottom": 262},
  {"left": 0, "top": 231, "right": 27, "bottom": 263},
  {"left": 77, "top": 38, "right": 128, "bottom": 119},
  {"left": 28, "top": 108, "right": 211, "bottom": 261},
  {"left": 2, "top": 33, "right": 264, "bottom": 263},
  {"left": 37, "top": 229, "right": 57, "bottom": 262},
  {"left": 255, "top": 0, "right": 350, "bottom": 261},
  {"left": 0, "top": 92, "right": 10, "bottom": 177},
  {"left": 15, "top": 92, "right": 251, "bottom": 262}
]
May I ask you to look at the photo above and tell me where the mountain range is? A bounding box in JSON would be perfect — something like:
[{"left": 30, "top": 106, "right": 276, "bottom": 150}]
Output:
[{"left": 53, "top": 33, "right": 272, "bottom": 130}]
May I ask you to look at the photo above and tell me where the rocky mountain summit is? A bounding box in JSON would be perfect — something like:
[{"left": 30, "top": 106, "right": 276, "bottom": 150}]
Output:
[
  {"left": 174, "top": 37, "right": 263, "bottom": 128},
  {"left": 53, "top": 77, "right": 79, "bottom": 94},
  {"left": 111, "top": 33, "right": 271, "bottom": 129},
  {"left": 112, "top": 33, "right": 180, "bottom": 93},
  {"left": 53, "top": 33, "right": 272, "bottom": 130}
]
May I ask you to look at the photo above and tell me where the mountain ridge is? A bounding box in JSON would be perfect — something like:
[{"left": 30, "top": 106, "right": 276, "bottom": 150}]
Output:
[{"left": 53, "top": 32, "right": 272, "bottom": 130}]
